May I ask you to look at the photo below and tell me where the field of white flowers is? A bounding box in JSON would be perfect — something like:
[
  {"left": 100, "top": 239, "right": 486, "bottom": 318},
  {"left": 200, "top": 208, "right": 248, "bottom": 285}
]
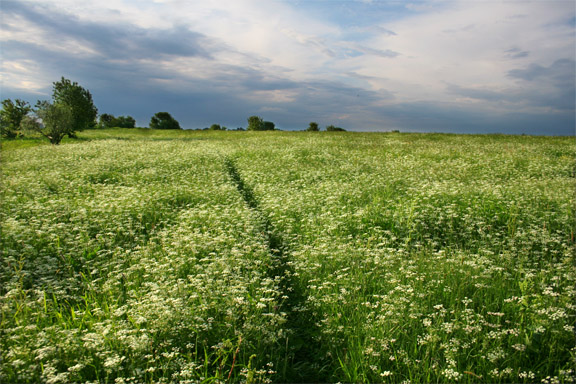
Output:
[{"left": 1, "top": 129, "right": 574, "bottom": 383}]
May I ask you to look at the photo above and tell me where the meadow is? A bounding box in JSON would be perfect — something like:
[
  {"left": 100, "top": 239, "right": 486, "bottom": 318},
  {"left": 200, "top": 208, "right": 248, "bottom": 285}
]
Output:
[{"left": 1, "top": 128, "right": 574, "bottom": 383}]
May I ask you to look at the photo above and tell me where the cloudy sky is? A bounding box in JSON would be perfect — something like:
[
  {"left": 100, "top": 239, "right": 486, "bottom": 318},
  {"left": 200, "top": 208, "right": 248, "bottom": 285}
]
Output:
[{"left": 1, "top": 0, "right": 574, "bottom": 134}]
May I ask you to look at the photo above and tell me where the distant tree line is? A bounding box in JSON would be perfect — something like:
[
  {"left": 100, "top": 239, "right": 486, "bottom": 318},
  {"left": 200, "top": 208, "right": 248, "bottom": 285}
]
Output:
[
  {"left": 305, "top": 122, "right": 345, "bottom": 132},
  {"left": 244, "top": 116, "right": 345, "bottom": 131},
  {"left": 1, "top": 78, "right": 347, "bottom": 144},
  {"left": 0, "top": 77, "right": 186, "bottom": 144},
  {"left": 99, "top": 114, "right": 136, "bottom": 129}
]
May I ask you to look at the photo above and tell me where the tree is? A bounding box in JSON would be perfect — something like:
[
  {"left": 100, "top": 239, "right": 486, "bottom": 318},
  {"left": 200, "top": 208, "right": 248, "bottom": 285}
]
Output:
[
  {"left": 307, "top": 122, "right": 319, "bottom": 132},
  {"left": 247, "top": 116, "right": 276, "bottom": 131},
  {"left": 150, "top": 112, "right": 181, "bottom": 130},
  {"left": 247, "top": 115, "right": 264, "bottom": 131},
  {"left": 326, "top": 125, "right": 346, "bottom": 132},
  {"left": 24, "top": 101, "right": 74, "bottom": 145},
  {"left": 209, "top": 124, "right": 225, "bottom": 130},
  {"left": 98, "top": 113, "right": 115, "bottom": 128},
  {"left": 263, "top": 121, "right": 275, "bottom": 131},
  {"left": 115, "top": 116, "right": 136, "bottom": 128},
  {"left": 99, "top": 114, "right": 136, "bottom": 128},
  {"left": 0, "top": 99, "right": 32, "bottom": 138},
  {"left": 52, "top": 77, "right": 98, "bottom": 134}
]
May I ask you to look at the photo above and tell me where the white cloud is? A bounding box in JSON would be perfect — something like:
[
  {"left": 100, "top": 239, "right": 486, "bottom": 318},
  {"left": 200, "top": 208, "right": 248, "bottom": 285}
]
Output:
[{"left": 348, "top": 1, "right": 574, "bottom": 108}]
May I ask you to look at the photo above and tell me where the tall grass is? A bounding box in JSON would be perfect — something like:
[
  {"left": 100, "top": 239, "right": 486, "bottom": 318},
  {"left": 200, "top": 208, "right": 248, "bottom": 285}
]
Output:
[{"left": 1, "top": 129, "right": 574, "bottom": 383}]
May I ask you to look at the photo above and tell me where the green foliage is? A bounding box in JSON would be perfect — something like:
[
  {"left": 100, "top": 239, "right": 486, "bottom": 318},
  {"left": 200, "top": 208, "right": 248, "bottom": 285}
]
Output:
[
  {"left": 307, "top": 122, "right": 319, "bottom": 131},
  {"left": 247, "top": 115, "right": 264, "bottom": 131},
  {"left": 247, "top": 116, "right": 275, "bottom": 131},
  {"left": 27, "top": 101, "right": 74, "bottom": 144},
  {"left": 326, "top": 124, "right": 346, "bottom": 131},
  {"left": 98, "top": 113, "right": 115, "bottom": 128},
  {"left": 209, "top": 124, "right": 226, "bottom": 130},
  {"left": 52, "top": 77, "right": 98, "bottom": 132},
  {"left": 99, "top": 114, "right": 136, "bottom": 128},
  {"left": 115, "top": 116, "right": 136, "bottom": 128},
  {"left": 263, "top": 121, "right": 275, "bottom": 131},
  {"left": 0, "top": 98, "right": 32, "bottom": 138},
  {"left": 150, "top": 111, "right": 181, "bottom": 130}
]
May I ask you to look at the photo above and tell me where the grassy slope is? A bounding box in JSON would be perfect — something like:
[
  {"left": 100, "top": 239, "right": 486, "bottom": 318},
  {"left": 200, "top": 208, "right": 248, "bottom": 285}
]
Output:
[{"left": 1, "top": 128, "right": 575, "bottom": 383}]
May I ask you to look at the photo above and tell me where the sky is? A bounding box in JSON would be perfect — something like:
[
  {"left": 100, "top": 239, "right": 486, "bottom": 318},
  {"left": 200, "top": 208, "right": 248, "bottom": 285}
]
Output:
[{"left": 1, "top": 0, "right": 575, "bottom": 135}]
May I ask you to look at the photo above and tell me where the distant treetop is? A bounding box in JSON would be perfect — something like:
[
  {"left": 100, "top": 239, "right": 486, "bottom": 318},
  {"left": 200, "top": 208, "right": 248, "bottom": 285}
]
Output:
[
  {"left": 247, "top": 115, "right": 275, "bottom": 131},
  {"left": 150, "top": 112, "right": 181, "bottom": 130},
  {"left": 326, "top": 125, "right": 346, "bottom": 132}
]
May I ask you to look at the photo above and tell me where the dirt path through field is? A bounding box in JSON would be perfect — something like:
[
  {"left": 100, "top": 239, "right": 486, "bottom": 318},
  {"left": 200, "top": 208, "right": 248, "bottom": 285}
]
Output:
[{"left": 224, "top": 157, "right": 326, "bottom": 381}]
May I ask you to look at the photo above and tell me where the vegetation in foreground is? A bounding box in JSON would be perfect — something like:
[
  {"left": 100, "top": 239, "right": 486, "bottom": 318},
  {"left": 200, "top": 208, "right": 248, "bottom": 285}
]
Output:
[{"left": 1, "top": 129, "right": 575, "bottom": 383}]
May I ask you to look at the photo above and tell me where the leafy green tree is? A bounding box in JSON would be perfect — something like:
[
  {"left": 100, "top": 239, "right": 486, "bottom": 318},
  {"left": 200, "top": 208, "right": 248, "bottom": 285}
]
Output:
[
  {"left": 52, "top": 77, "right": 98, "bottom": 134},
  {"left": 263, "top": 121, "right": 275, "bottom": 131},
  {"left": 150, "top": 112, "right": 181, "bottom": 130},
  {"left": 209, "top": 124, "right": 224, "bottom": 130},
  {"left": 0, "top": 99, "right": 32, "bottom": 138},
  {"left": 247, "top": 115, "right": 264, "bottom": 131},
  {"left": 24, "top": 101, "right": 74, "bottom": 145},
  {"left": 98, "top": 113, "right": 116, "bottom": 128},
  {"left": 115, "top": 116, "right": 136, "bottom": 128},
  {"left": 99, "top": 114, "right": 136, "bottom": 128},
  {"left": 326, "top": 125, "right": 346, "bottom": 132},
  {"left": 247, "top": 116, "right": 276, "bottom": 131},
  {"left": 307, "top": 122, "right": 319, "bottom": 132}
]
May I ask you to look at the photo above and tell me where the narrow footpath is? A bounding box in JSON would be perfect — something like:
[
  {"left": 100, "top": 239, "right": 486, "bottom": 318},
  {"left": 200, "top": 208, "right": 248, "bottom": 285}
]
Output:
[{"left": 224, "top": 157, "right": 327, "bottom": 382}]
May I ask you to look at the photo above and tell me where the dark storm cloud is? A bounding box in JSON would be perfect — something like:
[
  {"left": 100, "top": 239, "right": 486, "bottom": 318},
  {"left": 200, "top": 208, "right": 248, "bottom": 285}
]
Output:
[
  {"left": 443, "top": 58, "right": 575, "bottom": 118},
  {"left": 1, "top": 0, "right": 213, "bottom": 59},
  {"left": 508, "top": 58, "right": 575, "bottom": 83},
  {"left": 374, "top": 101, "right": 574, "bottom": 136},
  {"left": 508, "top": 59, "right": 575, "bottom": 112}
]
